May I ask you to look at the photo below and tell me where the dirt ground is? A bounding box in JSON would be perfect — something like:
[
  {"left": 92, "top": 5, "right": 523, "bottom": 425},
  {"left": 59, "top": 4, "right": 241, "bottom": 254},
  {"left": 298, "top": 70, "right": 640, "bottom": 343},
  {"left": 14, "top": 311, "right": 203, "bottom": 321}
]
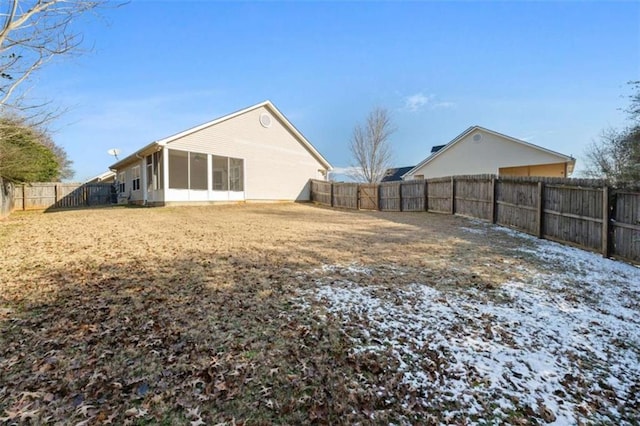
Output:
[{"left": 0, "top": 203, "right": 637, "bottom": 424}]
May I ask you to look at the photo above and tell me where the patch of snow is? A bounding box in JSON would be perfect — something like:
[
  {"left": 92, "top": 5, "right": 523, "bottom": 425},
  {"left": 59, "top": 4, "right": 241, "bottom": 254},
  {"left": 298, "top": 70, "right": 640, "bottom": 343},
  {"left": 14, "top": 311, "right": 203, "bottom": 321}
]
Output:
[
  {"left": 298, "top": 235, "right": 640, "bottom": 424},
  {"left": 460, "top": 227, "right": 487, "bottom": 235},
  {"left": 313, "top": 263, "right": 373, "bottom": 276}
]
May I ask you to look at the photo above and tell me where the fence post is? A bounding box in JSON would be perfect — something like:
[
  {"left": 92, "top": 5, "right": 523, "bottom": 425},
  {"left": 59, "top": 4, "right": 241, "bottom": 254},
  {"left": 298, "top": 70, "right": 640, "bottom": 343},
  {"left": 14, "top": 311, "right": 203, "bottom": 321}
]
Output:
[
  {"left": 330, "top": 182, "right": 334, "bottom": 207},
  {"left": 602, "top": 185, "right": 610, "bottom": 258},
  {"left": 22, "top": 184, "right": 26, "bottom": 210},
  {"left": 398, "top": 182, "right": 403, "bottom": 212},
  {"left": 490, "top": 177, "right": 496, "bottom": 223},
  {"left": 377, "top": 184, "right": 382, "bottom": 211},
  {"left": 536, "top": 181, "right": 544, "bottom": 238},
  {"left": 424, "top": 180, "right": 428, "bottom": 212},
  {"left": 356, "top": 184, "right": 361, "bottom": 210},
  {"left": 450, "top": 176, "right": 455, "bottom": 215}
]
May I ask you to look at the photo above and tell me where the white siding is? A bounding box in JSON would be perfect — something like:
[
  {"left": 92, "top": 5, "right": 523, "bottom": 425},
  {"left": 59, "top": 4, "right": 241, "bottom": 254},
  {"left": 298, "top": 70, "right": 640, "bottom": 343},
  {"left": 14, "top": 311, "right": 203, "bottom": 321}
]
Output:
[
  {"left": 118, "top": 160, "right": 145, "bottom": 202},
  {"left": 407, "top": 130, "right": 571, "bottom": 180},
  {"left": 167, "top": 106, "right": 325, "bottom": 201}
]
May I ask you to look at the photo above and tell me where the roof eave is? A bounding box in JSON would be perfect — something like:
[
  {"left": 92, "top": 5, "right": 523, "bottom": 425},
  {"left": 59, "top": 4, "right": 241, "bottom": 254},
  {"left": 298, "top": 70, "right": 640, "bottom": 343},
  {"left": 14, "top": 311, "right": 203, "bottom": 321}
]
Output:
[
  {"left": 261, "top": 101, "right": 333, "bottom": 171},
  {"left": 109, "top": 141, "right": 161, "bottom": 170}
]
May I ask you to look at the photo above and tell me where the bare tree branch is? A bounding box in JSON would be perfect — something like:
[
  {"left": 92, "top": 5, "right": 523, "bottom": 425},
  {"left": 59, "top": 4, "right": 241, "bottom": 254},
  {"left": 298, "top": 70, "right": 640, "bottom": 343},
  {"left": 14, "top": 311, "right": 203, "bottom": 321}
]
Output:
[
  {"left": 349, "top": 107, "right": 396, "bottom": 183},
  {"left": 583, "top": 82, "right": 640, "bottom": 185},
  {"left": 0, "top": 0, "right": 109, "bottom": 117}
]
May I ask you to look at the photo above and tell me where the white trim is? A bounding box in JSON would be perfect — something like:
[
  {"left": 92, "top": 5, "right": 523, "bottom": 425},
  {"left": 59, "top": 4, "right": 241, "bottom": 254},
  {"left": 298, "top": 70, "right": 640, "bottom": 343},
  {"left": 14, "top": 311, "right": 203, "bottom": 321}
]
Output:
[
  {"left": 162, "top": 146, "right": 169, "bottom": 194},
  {"left": 207, "top": 154, "right": 212, "bottom": 192},
  {"left": 141, "top": 158, "right": 148, "bottom": 204}
]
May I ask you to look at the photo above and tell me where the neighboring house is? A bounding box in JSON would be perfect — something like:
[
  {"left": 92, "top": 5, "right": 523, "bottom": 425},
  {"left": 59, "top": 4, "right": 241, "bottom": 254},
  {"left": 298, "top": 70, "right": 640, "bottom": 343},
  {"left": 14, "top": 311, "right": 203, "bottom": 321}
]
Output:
[
  {"left": 403, "top": 126, "right": 575, "bottom": 180},
  {"left": 109, "top": 101, "right": 332, "bottom": 206},
  {"left": 85, "top": 171, "right": 116, "bottom": 184},
  {"left": 381, "top": 166, "right": 415, "bottom": 182}
]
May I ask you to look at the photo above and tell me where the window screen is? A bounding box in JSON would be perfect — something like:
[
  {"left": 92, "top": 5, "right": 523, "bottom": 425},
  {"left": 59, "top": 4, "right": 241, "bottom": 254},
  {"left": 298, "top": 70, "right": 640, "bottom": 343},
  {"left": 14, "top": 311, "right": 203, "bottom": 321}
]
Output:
[
  {"left": 229, "top": 158, "right": 244, "bottom": 192},
  {"left": 212, "top": 155, "right": 229, "bottom": 191},
  {"left": 190, "top": 152, "right": 208, "bottom": 190},
  {"left": 146, "top": 155, "right": 153, "bottom": 191},
  {"left": 168, "top": 149, "right": 188, "bottom": 189},
  {"left": 153, "top": 151, "right": 163, "bottom": 190}
]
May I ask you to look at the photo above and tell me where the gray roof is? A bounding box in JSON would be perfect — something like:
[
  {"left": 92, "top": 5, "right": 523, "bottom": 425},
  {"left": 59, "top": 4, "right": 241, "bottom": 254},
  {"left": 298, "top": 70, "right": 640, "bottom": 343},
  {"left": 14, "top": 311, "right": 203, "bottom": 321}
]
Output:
[{"left": 381, "top": 166, "right": 415, "bottom": 182}]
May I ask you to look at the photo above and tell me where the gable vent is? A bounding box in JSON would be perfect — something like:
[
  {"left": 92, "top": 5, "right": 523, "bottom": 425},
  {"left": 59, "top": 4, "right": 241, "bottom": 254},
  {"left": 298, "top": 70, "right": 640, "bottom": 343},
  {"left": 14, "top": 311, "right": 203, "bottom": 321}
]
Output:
[
  {"left": 472, "top": 133, "right": 483, "bottom": 142},
  {"left": 259, "top": 113, "right": 272, "bottom": 128}
]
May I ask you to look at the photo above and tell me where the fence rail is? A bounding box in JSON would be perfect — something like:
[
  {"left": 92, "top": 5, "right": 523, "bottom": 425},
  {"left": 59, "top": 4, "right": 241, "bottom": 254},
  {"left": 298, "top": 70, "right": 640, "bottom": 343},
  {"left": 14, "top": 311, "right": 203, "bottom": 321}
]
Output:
[
  {"left": 10, "top": 182, "right": 114, "bottom": 212},
  {"left": 310, "top": 175, "right": 639, "bottom": 264}
]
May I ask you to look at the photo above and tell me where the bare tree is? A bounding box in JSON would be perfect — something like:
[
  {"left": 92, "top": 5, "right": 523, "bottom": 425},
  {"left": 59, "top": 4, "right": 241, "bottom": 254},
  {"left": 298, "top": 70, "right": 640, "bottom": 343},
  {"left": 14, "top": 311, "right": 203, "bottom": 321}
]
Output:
[
  {"left": 583, "top": 82, "right": 640, "bottom": 184},
  {"left": 349, "top": 107, "right": 395, "bottom": 183},
  {"left": 0, "top": 0, "right": 106, "bottom": 114}
]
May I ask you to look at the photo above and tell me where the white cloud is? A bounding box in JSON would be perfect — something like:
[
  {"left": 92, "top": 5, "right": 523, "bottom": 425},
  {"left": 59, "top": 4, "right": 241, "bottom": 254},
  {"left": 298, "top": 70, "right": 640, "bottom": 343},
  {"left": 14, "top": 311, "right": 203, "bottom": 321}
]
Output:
[
  {"left": 403, "top": 93, "right": 456, "bottom": 112},
  {"left": 329, "top": 166, "right": 361, "bottom": 182},
  {"left": 404, "top": 93, "right": 431, "bottom": 112}
]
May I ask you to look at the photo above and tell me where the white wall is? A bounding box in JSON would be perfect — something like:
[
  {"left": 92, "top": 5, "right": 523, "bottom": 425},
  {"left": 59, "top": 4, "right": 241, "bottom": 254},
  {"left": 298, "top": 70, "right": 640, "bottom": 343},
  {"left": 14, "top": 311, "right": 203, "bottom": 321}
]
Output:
[
  {"left": 167, "top": 105, "right": 327, "bottom": 201},
  {"left": 117, "top": 159, "right": 145, "bottom": 202}
]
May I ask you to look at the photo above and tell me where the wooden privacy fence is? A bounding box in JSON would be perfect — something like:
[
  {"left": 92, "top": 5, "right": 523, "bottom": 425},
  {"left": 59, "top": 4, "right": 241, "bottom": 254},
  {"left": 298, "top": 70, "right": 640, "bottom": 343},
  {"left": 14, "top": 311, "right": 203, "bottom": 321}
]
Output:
[
  {"left": 310, "top": 175, "right": 640, "bottom": 264},
  {"left": 12, "top": 182, "right": 115, "bottom": 211}
]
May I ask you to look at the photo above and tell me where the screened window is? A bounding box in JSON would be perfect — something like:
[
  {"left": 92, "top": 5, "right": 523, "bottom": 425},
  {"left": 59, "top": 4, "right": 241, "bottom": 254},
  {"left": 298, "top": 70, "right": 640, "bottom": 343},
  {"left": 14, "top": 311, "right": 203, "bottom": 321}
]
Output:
[
  {"left": 168, "top": 149, "right": 188, "bottom": 189},
  {"left": 212, "top": 155, "right": 228, "bottom": 191},
  {"left": 146, "top": 155, "right": 153, "bottom": 191},
  {"left": 229, "top": 158, "right": 244, "bottom": 191},
  {"left": 132, "top": 166, "right": 141, "bottom": 191},
  {"left": 118, "top": 172, "right": 125, "bottom": 193},
  {"left": 153, "top": 151, "right": 163, "bottom": 190},
  {"left": 189, "top": 152, "right": 208, "bottom": 190}
]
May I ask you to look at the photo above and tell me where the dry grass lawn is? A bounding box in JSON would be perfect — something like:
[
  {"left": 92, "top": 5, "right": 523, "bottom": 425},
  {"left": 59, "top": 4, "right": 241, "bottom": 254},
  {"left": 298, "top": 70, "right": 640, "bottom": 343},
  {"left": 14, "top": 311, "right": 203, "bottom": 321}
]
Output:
[{"left": 0, "top": 203, "right": 638, "bottom": 424}]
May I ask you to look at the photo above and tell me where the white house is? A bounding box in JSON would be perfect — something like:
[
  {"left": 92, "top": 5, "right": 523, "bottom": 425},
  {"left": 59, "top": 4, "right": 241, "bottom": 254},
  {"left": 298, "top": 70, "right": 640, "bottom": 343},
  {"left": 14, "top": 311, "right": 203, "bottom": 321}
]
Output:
[
  {"left": 109, "top": 101, "right": 332, "bottom": 206},
  {"left": 403, "top": 126, "right": 576, "bottom": 180}
]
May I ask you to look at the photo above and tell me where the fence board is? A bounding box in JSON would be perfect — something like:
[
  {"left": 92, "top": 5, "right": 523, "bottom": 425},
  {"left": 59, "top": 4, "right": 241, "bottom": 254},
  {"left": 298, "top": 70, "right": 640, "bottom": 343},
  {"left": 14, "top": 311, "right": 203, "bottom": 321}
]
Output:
[
  {"left": 454, "top": 176, "right": 492, "bottom": 220},
  {"left": 495, "top": 180, "right": 538, "bottom": 235},
  {"left": 23, "top": 183, "right": 56, "bottom": 210},
  {"left": 379, "top": 182, "right": 401, "bottom": 211},
  {"left": 401, "top": 180, "right": 426, "bottom": 211},
  {"left": 427, "top": 178, "right": 451, "bottom": 213},
  {"left": 612, "top": 191, "right": 640, "bottom": 262},
  {"left": 332, "top": 182, "right": 358, "bottom": 209},
  {"left": 542, "top": 185, "right": 603, "bottom": 251},
  {"left": 310, "top": 179, "right": 332, "bottom": 206}
]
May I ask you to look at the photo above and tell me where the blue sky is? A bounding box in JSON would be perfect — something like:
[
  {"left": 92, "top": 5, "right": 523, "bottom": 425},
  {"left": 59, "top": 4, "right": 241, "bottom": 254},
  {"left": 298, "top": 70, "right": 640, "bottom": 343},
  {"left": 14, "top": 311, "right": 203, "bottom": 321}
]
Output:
[{"left": 31, "top": 0, "right": 640, "bottom": 181}]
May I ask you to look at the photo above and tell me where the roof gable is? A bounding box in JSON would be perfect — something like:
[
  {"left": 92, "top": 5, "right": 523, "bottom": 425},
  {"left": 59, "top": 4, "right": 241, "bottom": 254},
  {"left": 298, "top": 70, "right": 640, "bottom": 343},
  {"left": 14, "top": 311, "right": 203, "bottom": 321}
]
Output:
[
  {"left": 403, "top": 126, "right": 574, "bottom": 178},
  {"left": 110, "top": 100, "right": 332, "bottom": 171}
]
